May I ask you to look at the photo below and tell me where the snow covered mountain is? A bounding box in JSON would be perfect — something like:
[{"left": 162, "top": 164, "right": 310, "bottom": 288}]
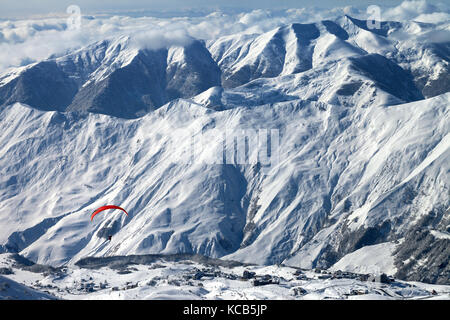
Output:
[
  {"left": 0, "top": 36, "right": 220, "bottom": 118},
  {"left": 0, "top": 13, "right": 448, "bottom": 288}
]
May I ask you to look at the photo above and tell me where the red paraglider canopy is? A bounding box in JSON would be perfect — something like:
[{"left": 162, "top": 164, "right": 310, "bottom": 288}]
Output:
[{"left": 90, "top": 205, "right": 128, "bottom": 221}]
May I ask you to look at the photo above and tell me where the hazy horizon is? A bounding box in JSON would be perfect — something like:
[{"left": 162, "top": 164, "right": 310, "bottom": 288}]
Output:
[{"left": 1, "top": 0, "right": 448, "bottom": 19}]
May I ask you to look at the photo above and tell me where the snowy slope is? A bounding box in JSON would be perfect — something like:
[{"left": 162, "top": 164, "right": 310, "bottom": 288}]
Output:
[
  {"left": 1, "top": 253, "right": 448, "bottom": 300},
  {"left": 0, "top": 275, "right": 57, "bottom": 300},
  {"left": 0, "top": 92, "right": 448, "bottom": 278},
  {"left": 208, "top": 23, "right": 320, "bottom": 87},
  {"left": 329, "top": 241, "right": 398, "bottom": 276}
]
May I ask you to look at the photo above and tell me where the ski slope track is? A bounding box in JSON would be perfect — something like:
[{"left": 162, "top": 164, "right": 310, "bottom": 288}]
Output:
[{"left": 0, "top": 14, "right": 449, "bottom": 292}]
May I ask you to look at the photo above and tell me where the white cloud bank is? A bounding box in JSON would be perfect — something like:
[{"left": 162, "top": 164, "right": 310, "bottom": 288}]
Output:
[
  {"left": 383, "top": 0, "right": 449, "bottom": 22},
  {"left": 0, "top": 1, "right": 448, "bottom": 72}
]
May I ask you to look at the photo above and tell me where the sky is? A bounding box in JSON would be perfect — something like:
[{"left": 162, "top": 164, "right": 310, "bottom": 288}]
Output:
[{"left": 1, "top": 0, "right": 448, "bottom": 19}]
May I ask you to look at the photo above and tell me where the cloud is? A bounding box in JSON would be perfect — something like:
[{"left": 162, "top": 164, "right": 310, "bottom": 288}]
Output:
[
  {"left": 130, "top": 28, "right": 194, "bottom": 50},
  {"left": 417, "top": 28, "right": 450, "bottom": 43},
  {"left": 0, "top": 18, "right": 98, "bottom": 70},
  {"left": 383, "top": 0, "right": 448, "bottom": 21},
  {"left": 414, "top": 12, "right": 450, "bottom": 23}
]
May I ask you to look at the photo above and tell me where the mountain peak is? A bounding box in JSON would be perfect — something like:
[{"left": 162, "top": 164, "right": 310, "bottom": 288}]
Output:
[{"left": 0, "top": 37, "right": 220, "bottom": 118}]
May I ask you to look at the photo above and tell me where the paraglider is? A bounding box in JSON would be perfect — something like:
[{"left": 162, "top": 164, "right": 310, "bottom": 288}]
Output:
[
  {"left": 90, "top": 205, "right": 128, "bottom": 221},
  {"left": 90, "top": 205, "right": 128, "bottom": 241}
]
